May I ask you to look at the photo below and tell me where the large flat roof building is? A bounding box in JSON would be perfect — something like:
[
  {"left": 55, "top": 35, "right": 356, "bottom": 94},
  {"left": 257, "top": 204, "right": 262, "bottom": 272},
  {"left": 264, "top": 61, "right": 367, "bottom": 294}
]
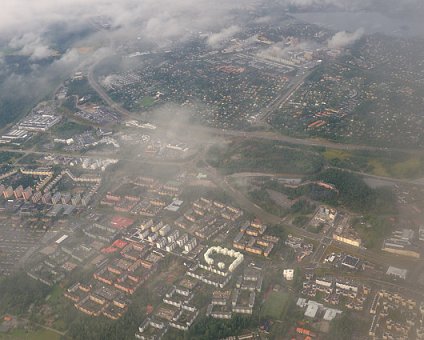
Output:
[{"left": 386, "top": 266, "right": 407, "bottom": 280}]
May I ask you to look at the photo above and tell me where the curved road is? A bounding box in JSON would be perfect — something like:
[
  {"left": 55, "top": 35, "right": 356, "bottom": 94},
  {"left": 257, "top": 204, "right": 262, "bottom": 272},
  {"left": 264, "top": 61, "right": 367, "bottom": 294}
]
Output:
[{"left": 87, "top": 66, "right": 423, "bottom": 154}]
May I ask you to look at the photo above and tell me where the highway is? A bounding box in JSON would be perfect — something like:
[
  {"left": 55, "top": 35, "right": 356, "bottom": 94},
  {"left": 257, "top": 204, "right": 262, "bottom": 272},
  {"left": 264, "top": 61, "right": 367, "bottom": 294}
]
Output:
[
  {"left": 259, "top": 68, "right": 314, "bottom": 123},
  {"left": 86, "top": 64, "right": 424, "bottom": 154},
  {"left": 0, "top": 63, "right": 424, "bottom": 298},
  {"left": 201, "top": 162, "right": 423, "bottom": 271}
]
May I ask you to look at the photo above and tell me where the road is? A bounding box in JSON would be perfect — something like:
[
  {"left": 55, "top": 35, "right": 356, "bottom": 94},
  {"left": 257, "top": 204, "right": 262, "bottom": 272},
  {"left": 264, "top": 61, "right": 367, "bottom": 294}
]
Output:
[
  {"left": 37, "top": 63, "right": 424, "bottom": 272},
  {"left": 86, "top": 64, "right": 424, "bottom": 154},
  {"left": 87, "top": 67, "right": 136, "bottom": 119},
  {"left": 259, "top": 68, "right": 314, "bottom": 123},
  {"left": 202, "top": 163, "right": 423, "bottom": 271}
]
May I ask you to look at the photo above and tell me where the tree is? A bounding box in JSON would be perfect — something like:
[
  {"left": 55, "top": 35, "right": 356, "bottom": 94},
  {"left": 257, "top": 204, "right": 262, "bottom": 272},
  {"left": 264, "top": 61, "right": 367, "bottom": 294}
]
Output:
[{"left": 328, "top": 313, "right": 354, "bottom": 340}]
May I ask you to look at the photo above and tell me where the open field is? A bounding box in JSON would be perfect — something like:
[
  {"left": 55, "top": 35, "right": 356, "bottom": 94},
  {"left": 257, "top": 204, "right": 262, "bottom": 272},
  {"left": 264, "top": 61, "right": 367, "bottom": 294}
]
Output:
[
  {"left": 261, "top": 291, "right": 290, "bottom": 319},
  {"left": 322, "top": 148, "right": 424, "bottom": 179},
  {"left": 0, "top": 329, "right": 61, "bottom": 340}
]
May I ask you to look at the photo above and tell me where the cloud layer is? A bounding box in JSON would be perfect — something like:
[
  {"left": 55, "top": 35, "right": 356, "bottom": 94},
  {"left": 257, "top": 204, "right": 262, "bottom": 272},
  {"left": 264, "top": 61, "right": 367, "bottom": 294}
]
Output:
[{"left": 328, "top": 28, "right": 364, "bottom": 48}]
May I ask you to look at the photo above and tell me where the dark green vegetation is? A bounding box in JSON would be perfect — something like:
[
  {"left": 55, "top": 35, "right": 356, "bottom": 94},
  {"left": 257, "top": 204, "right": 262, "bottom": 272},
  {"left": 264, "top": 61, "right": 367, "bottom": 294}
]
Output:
[
  {"left": 260, "top": 291, "right": 290, "bottom": 319},
  {"left": 67, "top": 305, "right": 145, "bottom": 340},
  {"left": 207, "top": 140, "right": 324, "bottom": 175},
  {"left": 322, "top": 148, "right": 424, "bottom": 179},
  {"left": 0, "top": 272, "right": 50, "bottom": 315},
  {"left": 261, "top": 294, "right": 303, "bottom": 338},
  {"left": 352, "top": 215, "right": 393, "bottom": 249},
  {"left": 327, "top": 313, "right": 368, "bottom": 340},
  {"left": 184, "top": 316, "right": 255, "bottom": 340},
  {"left": 0, "top": 329, "right": 61, "bottom": 340},
  {"left": 0, "top": 151, "right": 23, "bottom": 164},
  {"left": 312, "top": 169, "right": 396, "bottom": 214},
  {"left": 273, "top": 169, "right": 396, "bottom": 215},
  {"left": 65, "top": 78, "right": 104, "bottom": 105},
  {"left": 248, "top": 188, "right": 287, "bottom": 217},
  {"left": 254, "top": 167, "right": 396, "bottom": 215},
  {"left": 208, "top": 139, "right": 424, "bottom": 191},
  {"left": 53, "top": 120, "right": 91, "bottom": 139},
  {"left": 138, "top": 96, "right": 156, "bottom": 109}
]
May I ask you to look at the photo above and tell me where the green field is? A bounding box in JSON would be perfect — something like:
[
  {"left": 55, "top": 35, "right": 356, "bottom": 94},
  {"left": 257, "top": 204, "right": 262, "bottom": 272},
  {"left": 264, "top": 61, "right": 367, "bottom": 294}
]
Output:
[
  {"left": 261, "top": 291, "right": 290, "bottom": 319},
  {"left": 323, "top": 149, "right": 351, "bottom": 161},
  {"left": 138, "top": 96, "right": 155, "bottom": 108},
  {"left": 0, "top": 329, "right": 61, "bottom": 340},
  {"left": 53, "top": 120, "right": 90, "bottom": 139},
  {"left": 321, "top": 148, "right": 424, "bottom": 179},
  {"left": 207, "top": 140, "right": 324, "bottom": 175}
]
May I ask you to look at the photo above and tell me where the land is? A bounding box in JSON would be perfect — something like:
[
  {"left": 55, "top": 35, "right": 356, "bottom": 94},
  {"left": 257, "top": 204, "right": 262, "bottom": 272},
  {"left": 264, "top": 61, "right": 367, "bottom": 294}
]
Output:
[{"left": 0, "top": 5, "right": 424, "bottom": 340}]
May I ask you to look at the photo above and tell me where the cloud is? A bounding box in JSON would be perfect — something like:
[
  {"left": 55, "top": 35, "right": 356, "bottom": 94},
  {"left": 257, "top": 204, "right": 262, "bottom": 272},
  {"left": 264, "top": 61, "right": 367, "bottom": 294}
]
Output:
[
  {"left": 287, "top": 0, "right": 368, "bottom": 10},
  {"left": 8, "top": 33, "right": 56, "bottom": 60},
  {"left": 0, "top": 0, "right": 250, "bottom": 45},
  {"left": 328, "top": 28, "right": 364, "bottom": 48},
  {"left": 207, "top": 25, "right": 241, "bottom": 47},
  {"left": 257, "top": 40, "right": 318, "bottom": 60},
  {"left": 287, "top": 0, "right": 424, "bottom": 13}
]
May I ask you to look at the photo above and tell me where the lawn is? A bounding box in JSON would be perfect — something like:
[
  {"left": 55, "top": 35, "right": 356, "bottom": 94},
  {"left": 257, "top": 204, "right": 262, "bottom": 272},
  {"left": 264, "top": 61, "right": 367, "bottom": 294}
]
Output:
[
  {"left": 323, "top": 149, "right": 351, "bottom": 161},
  {"left": 368, "top": 159, "right": 389, "bottom": 177},
  {"left": 261, "top": 291, "right": 290, "bottom": 319},
  {"left": 138, "top": 96, "right": 155, "bottom": 108},
  {"left": 0, "top": 329, "right": 61, "bottom": 340},
  {"left": 53, "top": 120, "right": 90, "bottom": 139},
  {"left": 322, "top": 147, "right": 424, "bottom": 179},
  {"left": 391, "top": 158, "right": 422, "bottom": 178}
]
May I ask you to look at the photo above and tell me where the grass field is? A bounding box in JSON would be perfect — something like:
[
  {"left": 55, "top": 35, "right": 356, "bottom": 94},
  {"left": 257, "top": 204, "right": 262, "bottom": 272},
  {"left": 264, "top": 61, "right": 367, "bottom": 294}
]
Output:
[
  {"left": 323, "top": 149, "right": 351, "bottom": 161},
  {"left": 261, "top": 291, "right": 290, "bottom": 319},
  {"left": 53, "top": 120, "right": 90, "bottom": 139},
  {"left": 391, "top": 158, "right": 422, "bottom": 178},
  {"left": 322, "top": 147, "right": 424, "bottom": 179},
  {"left": 0, "top": 329, "right": 61, "bottom": 340},
  {"left": 138, "top": 96, "right": 155, "bottom": 108},
  {"left": 367, "top": 159, "right": 389, "bottom": 177}
]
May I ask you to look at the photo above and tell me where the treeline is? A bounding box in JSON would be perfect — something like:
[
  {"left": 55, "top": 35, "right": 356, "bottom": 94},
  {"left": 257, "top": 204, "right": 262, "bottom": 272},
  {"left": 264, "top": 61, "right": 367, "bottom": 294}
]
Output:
[
  {"left": 261, "top": 169, "right": 396, "bottom": 216},
  {"left": 0, "top": 271, "right": 50, "bottom": 315},
  {"left": 312, "top": 169, "right": 396, "bottom": 214},
  {"left": 186, "top": 315, "right": 255, "bottom": 340},
  {"left": 248, "top": 189, "right": 287, "bottom": 217},
  {"left": 67, "top": 288, "right": 150, "bottom": 340}
]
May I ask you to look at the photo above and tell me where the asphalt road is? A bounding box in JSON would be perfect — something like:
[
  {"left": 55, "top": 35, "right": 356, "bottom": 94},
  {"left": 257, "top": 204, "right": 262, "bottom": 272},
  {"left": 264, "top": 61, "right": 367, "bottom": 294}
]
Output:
[{"left": 87, "top": 64, "right": 423, "bottom": 154}]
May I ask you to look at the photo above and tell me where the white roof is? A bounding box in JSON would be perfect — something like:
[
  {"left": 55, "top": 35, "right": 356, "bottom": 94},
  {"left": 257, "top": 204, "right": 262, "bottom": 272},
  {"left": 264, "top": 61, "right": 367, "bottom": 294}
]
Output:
[
  {"left": 305, "top": 304, "right": 319, "bottom": 318},
  {"left": 55, "top": 235, "right": 69, "bottom": 244},
  {"left": 296, "top": 298, "right": 307, "bottom": 308},
  {"left": 386, "top": 266, "right": 407, "bottom": 279},
  {"left": 323, "top": 309, "right": 342, "bottom": 321}
]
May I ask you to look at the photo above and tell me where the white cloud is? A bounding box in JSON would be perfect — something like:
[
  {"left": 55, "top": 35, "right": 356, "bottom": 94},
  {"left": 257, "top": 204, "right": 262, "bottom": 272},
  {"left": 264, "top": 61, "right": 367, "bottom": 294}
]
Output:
[
  {"left": 207, "top": 25, "right": 241, "bottom": 48},
  {"left": 9, "top": 33, "right": 56, "bottom": 60},
  {"left": 328, "top": 28, "right": 364, "bottom": 48}
]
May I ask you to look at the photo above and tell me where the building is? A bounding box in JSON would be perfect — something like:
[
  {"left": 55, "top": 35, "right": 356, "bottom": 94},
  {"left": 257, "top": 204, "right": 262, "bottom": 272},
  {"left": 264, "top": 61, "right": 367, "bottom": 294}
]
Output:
[
  {"left": 341, "top": 255, "right": 360, "bottom": 270},
  {"left": 332, "top": 233, "right": 361, "bottom": 247},
  {"left": 419, "top": 226, "right": 424, "bottom": 242},
  {"left": 18, "top": 113, "right": 61, "bottom": 132},
  {"left": 386, "top": 266, "right": 407, "bottom": 280},
  {"left": 382, "top": 241, "right": 420, "bottom": 258},
  {"left": 283, "top": 269, "right": 294, "bottom": 281},
  {"left": 382, "top": 229, "right": 420, "bottom": 258},
  {"left": 305, "top": 303, "right": 319, "bottom": 318}
]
